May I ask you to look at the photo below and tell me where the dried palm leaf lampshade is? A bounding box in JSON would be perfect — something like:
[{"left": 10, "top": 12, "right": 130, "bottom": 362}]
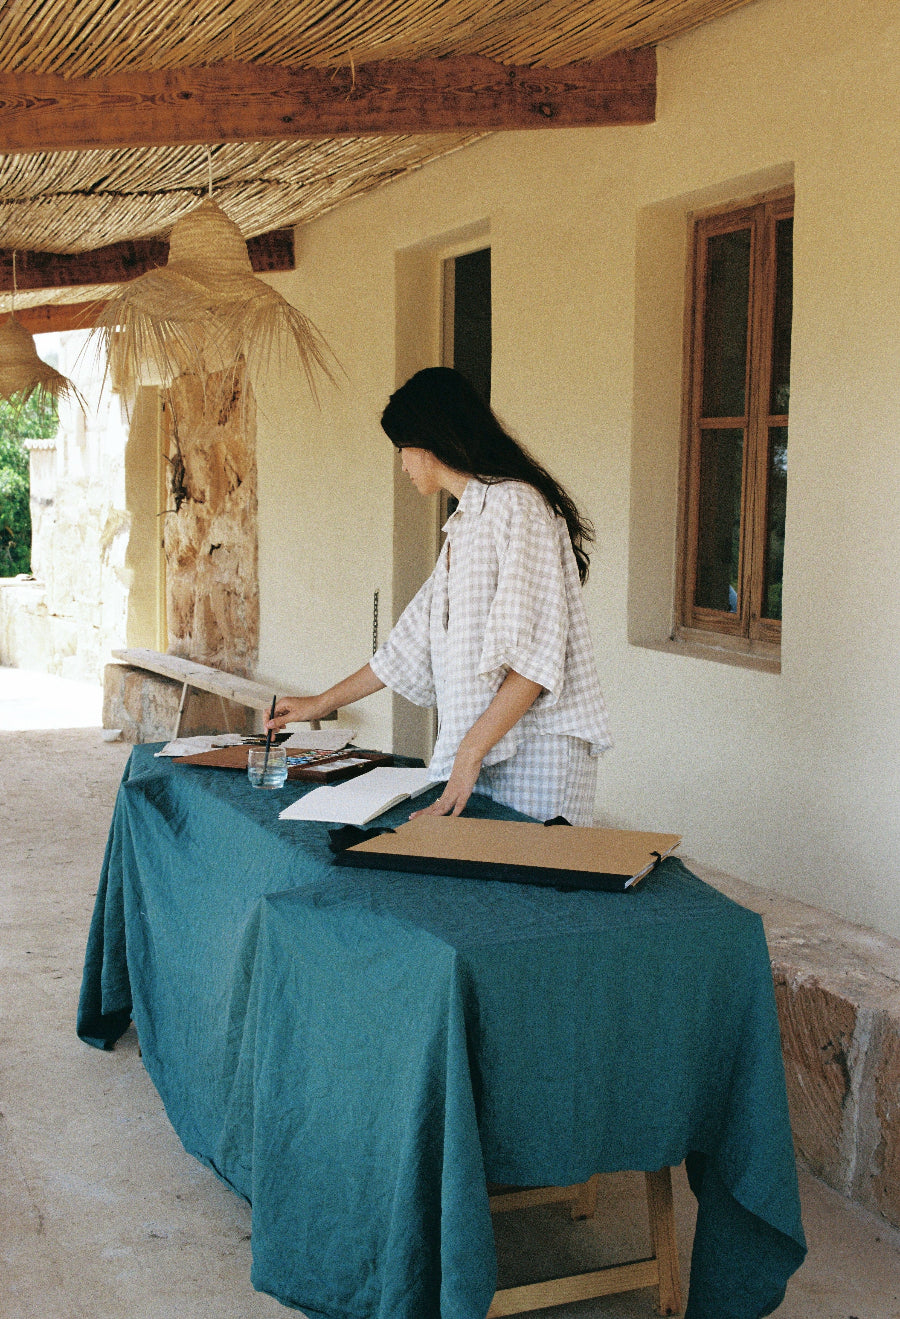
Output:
[
  {"left": 94, "top": 197, "right": 336, "bottom": 400},
  {"left": 0, "top": 313, "right": 83, "bottom": 409}
]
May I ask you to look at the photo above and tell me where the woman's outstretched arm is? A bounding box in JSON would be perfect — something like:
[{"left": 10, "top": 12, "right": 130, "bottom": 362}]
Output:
[{"left": 266, "top": 663, "right": 386, "bottom": 730}]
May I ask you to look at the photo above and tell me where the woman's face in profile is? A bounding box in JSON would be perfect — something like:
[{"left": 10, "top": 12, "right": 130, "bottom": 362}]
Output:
[{"left": 399, "top": 446, "right": 444, "bottom": 497}]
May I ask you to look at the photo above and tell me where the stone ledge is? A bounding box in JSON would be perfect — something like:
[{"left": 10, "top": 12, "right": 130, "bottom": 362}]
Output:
[{"left": 686, "top": 857, "right": 900, "bottom": 1230}]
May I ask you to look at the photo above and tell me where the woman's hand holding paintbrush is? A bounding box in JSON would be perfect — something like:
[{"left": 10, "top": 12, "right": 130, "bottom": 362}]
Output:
[{"left": 265, "top": 665, "right": 386, "bottom": 731}]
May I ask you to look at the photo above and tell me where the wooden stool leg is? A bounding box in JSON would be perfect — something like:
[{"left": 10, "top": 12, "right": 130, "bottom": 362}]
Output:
[
  {"left": 645, "top": 1168, "right": 683, "bottom": 1315},
  {"left": 488, "top": 1168, "right": 683, "bottom": 1318},
  {"left": 570, "top": 1172, "right": 601, "bottom": 1220}
]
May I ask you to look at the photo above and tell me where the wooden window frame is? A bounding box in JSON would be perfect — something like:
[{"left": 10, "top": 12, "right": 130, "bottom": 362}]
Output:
[{"left": 676, "top": 187, "right": 793, "bottom": 651}]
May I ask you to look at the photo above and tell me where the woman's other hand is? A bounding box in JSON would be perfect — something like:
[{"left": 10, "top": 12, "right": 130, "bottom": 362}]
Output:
[
  {"left": 410, "top": 744, "right": 483, "bottom": 819},
  {"left": 410, "top": 669, "right": 543, "bottom": 819}
]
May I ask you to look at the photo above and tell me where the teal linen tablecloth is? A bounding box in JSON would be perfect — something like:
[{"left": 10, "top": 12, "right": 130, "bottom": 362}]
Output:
[{"left": 78, "top": 746, "right": 805, "bottom": 1318}]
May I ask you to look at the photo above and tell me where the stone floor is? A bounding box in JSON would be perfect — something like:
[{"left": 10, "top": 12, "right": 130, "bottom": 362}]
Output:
[{"left": 1, "top": 669, "right": 899, "bottom": 1319}]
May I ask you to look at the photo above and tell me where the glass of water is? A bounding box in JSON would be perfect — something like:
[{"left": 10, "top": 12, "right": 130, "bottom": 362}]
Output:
[{"left": 247, "top": 745, "right": 288, "bottom": 789}]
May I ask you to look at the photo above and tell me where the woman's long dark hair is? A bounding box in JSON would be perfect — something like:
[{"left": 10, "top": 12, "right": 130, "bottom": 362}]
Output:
[{"left": 380, "top": 367, "right": 594, "bottom": 583}]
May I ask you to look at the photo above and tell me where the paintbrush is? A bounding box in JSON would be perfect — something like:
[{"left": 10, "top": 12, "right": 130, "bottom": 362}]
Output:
[{"left": 263, "top": 694, "right": 277, "bottom": 776}]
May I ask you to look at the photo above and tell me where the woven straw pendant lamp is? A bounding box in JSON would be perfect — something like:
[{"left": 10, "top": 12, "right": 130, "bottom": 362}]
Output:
[
  {"left": 0, "top": 312, "right": 82, "bottom": 409},
  {"left": 94, "top": 197, "right": 336, "bottom": 401}
]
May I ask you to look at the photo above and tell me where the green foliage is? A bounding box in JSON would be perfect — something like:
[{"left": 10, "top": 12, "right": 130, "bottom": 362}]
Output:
[{"left": 0, "top": 393, "right": 59, "bottom": 576}]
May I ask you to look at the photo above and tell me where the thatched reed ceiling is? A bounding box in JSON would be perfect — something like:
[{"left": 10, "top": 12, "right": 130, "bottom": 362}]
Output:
[
  {"left": 0, "top": 0, "right": 757, "bottom": 313},
  {"left": 0, "top": 0, "right": 756, "bottom": 75}
]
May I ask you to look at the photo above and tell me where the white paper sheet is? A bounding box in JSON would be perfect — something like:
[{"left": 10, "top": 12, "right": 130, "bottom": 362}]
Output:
[
  {"left": 282, "top": 727, "right": 357, "bottom": 752},
  {"left": 155, "top": 733, "right": 245, "bottom": 757}
]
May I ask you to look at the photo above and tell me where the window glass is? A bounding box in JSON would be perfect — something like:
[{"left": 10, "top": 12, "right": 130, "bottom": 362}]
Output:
[
  {"left": 695, "top": 427, "right": 744, "bottom": 612},
  {"left": 701, "top": 228, "right": 751, "bottom": 418},
  {"left": 764, "top": 427, "right": 788, "bottom": 620}
]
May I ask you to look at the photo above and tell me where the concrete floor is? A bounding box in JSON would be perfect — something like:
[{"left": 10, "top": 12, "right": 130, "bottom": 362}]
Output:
[
  {"left": 0, "top": 665, "right": 103, "bottom": 731},
  {"left": 1, "top": 670, "right": 899, "bottom": 1318}
]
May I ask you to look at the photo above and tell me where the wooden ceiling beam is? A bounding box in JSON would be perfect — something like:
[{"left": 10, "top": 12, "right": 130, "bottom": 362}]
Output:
[
  {"left": 0, "top": 229, "right": 295, "bottom": 294},
  {"left": 5, "top": 302, "right": 100, "bottom": 333},
  {"left": 0, "top": 52, "right": 655, "bottom": 154}
]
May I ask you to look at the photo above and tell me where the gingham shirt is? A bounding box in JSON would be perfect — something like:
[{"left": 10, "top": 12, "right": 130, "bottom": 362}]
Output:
[{"left": 371, "top": 478, "right": 612, "bottom": 781}]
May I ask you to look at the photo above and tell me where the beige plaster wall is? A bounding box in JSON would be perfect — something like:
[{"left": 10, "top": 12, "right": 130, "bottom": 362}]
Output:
[
  {"left": 255, "top": 0, "right": 900, "bottom": 938},
  {"left": 124, "top": 387, "right": 166, "bottom": 653}
]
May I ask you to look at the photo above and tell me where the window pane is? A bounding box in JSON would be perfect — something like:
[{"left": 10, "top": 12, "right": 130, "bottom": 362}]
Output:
[
  {"left": 764, "top": 426, "right": 788, "bottom": 620},
  {"left": 701, "top": 228, "right": 751, "bottom": 418},
  {"left": 770, "top": 217, "right": 793, "bottom": 415},
  {"left": 695, "top": 428, "right": 743, "bottom": 612}
]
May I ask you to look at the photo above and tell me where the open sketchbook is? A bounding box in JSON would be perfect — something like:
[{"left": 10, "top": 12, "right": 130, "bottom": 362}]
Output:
[{"left": 279, "top": 766, "right": 434, "bottom": 826}]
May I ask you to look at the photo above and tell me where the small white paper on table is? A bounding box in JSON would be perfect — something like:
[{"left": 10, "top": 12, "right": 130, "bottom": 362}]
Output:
[
  {"left": 155, "top": 733, "right": 245, "bottom": 757},
  {"left": 283, "top": 727, "right": 357, "bottom": 752}
]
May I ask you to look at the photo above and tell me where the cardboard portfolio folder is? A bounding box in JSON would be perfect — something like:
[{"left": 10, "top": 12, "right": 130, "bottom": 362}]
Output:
[{"left": 333, "top": 816, "right": 682, "bottom": 892}]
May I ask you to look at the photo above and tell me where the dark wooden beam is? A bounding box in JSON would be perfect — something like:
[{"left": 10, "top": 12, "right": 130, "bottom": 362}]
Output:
[
  {"left": 5, "top": 302, "right": 100, "bottom": 333},
  {"left": 0, "top": 228, "right": 295, "bottom": 294},
  {"left": 0, "top": 52, "right": 655, "bottom": 154}
]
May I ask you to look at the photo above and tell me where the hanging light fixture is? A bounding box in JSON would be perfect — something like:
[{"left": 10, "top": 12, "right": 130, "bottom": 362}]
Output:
[
  {"left": 93, "top": 155, "right": 337, "bottom": 403},
  {"left": 0, "top": 253, "right": 83, "bottom": 409}
]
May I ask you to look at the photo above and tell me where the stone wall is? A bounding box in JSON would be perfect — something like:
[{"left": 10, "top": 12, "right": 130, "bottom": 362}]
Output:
[
  {"left": 0, "top": 330, "right": 131, "bottom": 682},
  {"left": 1, "top": 344, "right": 260, "bottom": 726},
  {"left": 690, "top": 859, "right": 900, "bottom": 1229},
  {"left": 101, "top": 366, "right": 261, "bottom": 741},
  {"left": 161, "top": 370, "right": 259, "bottom": 679}
]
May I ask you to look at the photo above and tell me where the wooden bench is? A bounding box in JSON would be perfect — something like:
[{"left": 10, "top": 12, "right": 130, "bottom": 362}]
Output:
[{"left": 110, "top": 648, "right": 333, "bottom": 739}]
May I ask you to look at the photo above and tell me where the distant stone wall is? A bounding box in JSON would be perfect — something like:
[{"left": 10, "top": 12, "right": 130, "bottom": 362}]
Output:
[
  {"left": 161, "top": 369, "right": 259, "bottom": 679},
  {"left": 0, "top": 334, "right": 131, "bottom": 682}
]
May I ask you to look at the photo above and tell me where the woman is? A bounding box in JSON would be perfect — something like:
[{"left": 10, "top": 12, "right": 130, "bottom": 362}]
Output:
[{"left": 267, "top": 367, "right": 611, "bottom": 825}]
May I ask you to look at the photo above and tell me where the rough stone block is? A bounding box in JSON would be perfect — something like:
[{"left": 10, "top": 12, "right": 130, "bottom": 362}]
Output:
[
  {"left": 773, "top": 973, "right": 857, "bottom": 1187},
  {"left": 103, "top": 663, "right": 254, "bottom": 743},
  {"left": 868, "top": 1016, "right": 900, "bottom": 1225},
  {"left": 687, "top": 858, "right": 900, "bottom": 1233}
]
